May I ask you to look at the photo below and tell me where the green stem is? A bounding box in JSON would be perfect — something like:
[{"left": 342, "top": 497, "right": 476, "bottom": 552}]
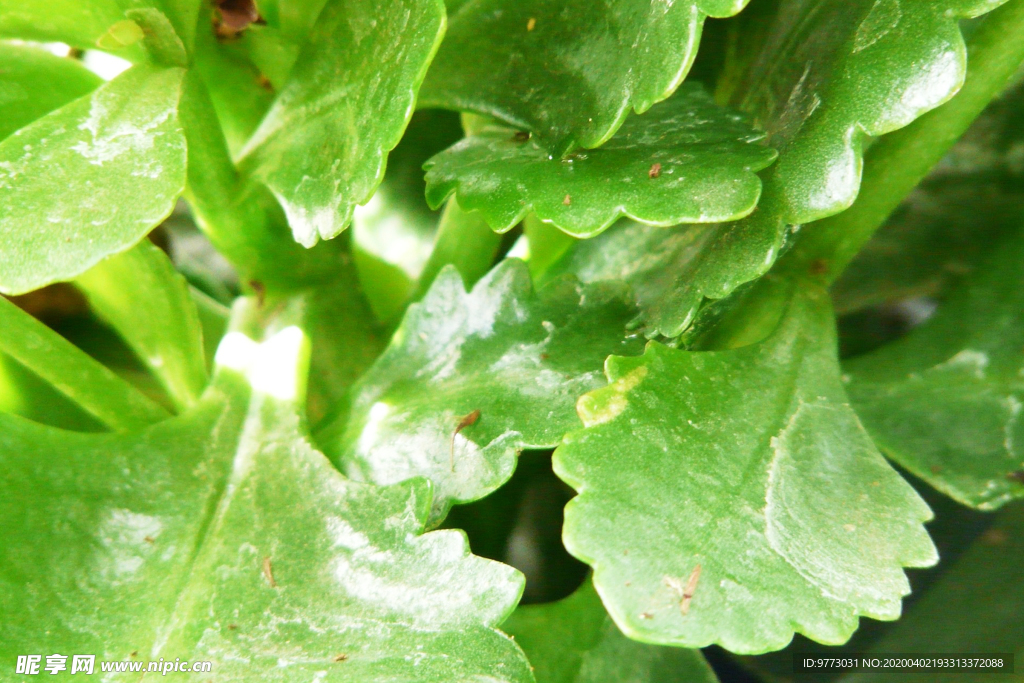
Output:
[
  {"left": 0, "top": 297, "right": 169, "bottom": 430},
  {"left": 179, "top": 69, "right": 341, "bottom": 291},
  {"left": 413, "top": 199, "right": 501, "bottom": 300},
  {"left": 784, "top": 0, "right": 1024, "bottom": 284}
]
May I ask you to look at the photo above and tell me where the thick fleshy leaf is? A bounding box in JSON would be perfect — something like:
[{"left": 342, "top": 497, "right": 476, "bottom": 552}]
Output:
[
  {"left": 420, "top": 0, "right": 753, "bottom": 153},
  {"left": 318, "top": 259, "right": 644, "bottom": 523},
  {"left": 0, "top": 314, "right": 533, "bottom": 682},
  {"left": 0, "top": 44, "right": 101, "bottom": 142},
  {"left": 553, "top": 284, "right": 937, "bottom": 653},
  {"left": 423, "top": 84, "right": 777, "bottom": 237},
  {"left": 740, "top": 0, "right": 1008, "bottom": 223},
  {"left": 0, "top": 296, "right": 169, "bottom": 431},
  {"left": 837, "top": 505, "right": 1024, "bottom": 683},
  {"left": 0, "top": 0, "right": 199, "bottom": 57},
  {"left": 75, "top": 240, "right": 208, "bottom": 412},
  {"left": 239, "top": 0, "right": 446, "bottom": 247},
  {"left": 0, "top": 64, "right": 187, "bottom": 295},
  {"left": 542, "top": 219, "right": 784, "bottom": 339},
  {"left": 832, "top": 76, "right": 1024, "bottom": 314},
  {"left": 845, "top": 228, "right": 1024, "bottom": 510},
  {"left": 503, "top": 578, "right": 720, "bottom": 683},
  {"left": 0, "top": 0, "right": 126, "bottom": 52},
  {"left": 552, "top": 0, "right": 1009, "bottom": 337}
]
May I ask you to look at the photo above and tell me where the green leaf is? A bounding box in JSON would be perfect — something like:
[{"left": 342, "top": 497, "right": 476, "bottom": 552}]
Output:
[
  {"left": 423, "top": 84, "right": 777, "bottom": 237},
  {"left": 420, "top": 0, "right": 753, "bottom": 153},
  {"left": 0, "top": 296, "right": 170, "bottom": 430},
  {"left": 542, "top": 219, "right": 783, "bottom": 340},
  {"left": 0, "top": 64, "right": 187, "bottom": 295},
  {"left": 0, "top": 0, "right": 126, "bottom": 53},
  {"left": 74, "top": 240, "right": 208, "bottom": 412},
  {"left": 836, "top": 505, "right": 1024, "bottom": 683},
  {"left": 351, "top": 109, "right": 464, "bottom": 321},
  {"left": 0, "top": 313, "right": 533, "bottom": 682},
  {"left": 0, "top": 0, "right": 198, "bottom": 58},
  {"left": 0, "top": 44, "right": 101, "bottom": 142},
  {"left": 740, "top": 0, "right": 1008, "bottom": 224},
  {"left": 553, "top": 284, "right": 937, "bottom": 653},
  {"left": 832, "top": 76, "right": 1024, "bottom": 314},
  {"left": 556, "top": 0, "right": 1011, "bottom": 338},
  {"left": 503, "top": 577, "right": 720, "bottom": 683},
  {"left": 318, "top": 259, "right": 644, "bottom": 523},
  {"left": 845, "top": 228, "right": 1024, "bottom": 510},
  {"left": 239, "top": 0, "right": 446, "bottom": 247},
  {"left": 0, "top": 352, "right": 107, "bottom": 432}
]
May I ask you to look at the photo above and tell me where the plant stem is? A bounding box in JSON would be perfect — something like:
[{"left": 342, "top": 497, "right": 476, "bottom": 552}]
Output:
[
  {"left": 413, "top": 199, "right": 501, "bottom": 300},
  {"left": 784, "top": 0, "right": 1024, "bottom": 284},
  {"left": 179, "top": 70, "right": 341, "bottom": 291}
]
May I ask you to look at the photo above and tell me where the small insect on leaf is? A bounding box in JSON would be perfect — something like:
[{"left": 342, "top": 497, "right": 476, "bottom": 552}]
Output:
[
  {"left": 333, "top": 654, "right": 348, "bottom": 662},
  {"left": 262, "top": 557, "right": 277, "bottom": 588},
  {"left": 648, "top": 162, "right": 662, "bottom": 179},
  {"left": 664, "top": 564, "right": 702, "bottom": 616},
  {"left": 451, "top": 410, "right": 482, "bottom": 471}
]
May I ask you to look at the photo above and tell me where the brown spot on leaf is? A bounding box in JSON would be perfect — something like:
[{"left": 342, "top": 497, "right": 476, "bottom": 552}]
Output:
[
  {"left": 563, "top": 194, "right": 571, "bottom": 206},
  {"left": 512, "top": 130, "right": 531, "bottom": 143},
  {"left": 526, "top": 17, "right": 536, "bottom": 31},
  {"left": 648, "top": 162, "right": 662, "bottom": 179},
  {"left": 333, "top": 654, "right": 348, "bottom": 662},
  {"left": 451, "top": 410, "right": 481, "bottom": 471},
  {"left": 665, "top": 564, "right": 702, "bottom": 616},
  {"left": 143, "top": 536, "right": 155, "bottom": 544},
  {"left": 262, "top": 557, "right": 277, "bottom": 588}
]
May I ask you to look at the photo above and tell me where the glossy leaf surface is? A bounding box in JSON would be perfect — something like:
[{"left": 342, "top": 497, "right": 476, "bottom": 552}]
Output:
[
  {"left": 420, "top": 0, "right": 752, "bottom": 153},
  {"left": 503, "top": 578, "right": 720, "bottom": 683},
  {"left": 0, "top": 45, "right": 101, "bottom": 142},
  {"left": 739, "top": 0, "right": 1008, "bottom": 223},
  {"left": 554, "top": 285, "right": 937, "bottom": 652},
  {"left": 424, "top": 84, "right": 776, "bottom": 237},
  {"left": 0, "top": 65, "right": 187, "bottom": 295},
  {"left": 0, "top": 318, "right": 533, "bottom": 682},
  {"left": 239, "top": 0, "right": 446, "bottom": 247},
  {"left": 560, "top": 0, "right": 1010, "bottom": 337},
  {"left": 846, "top": 228, "right": 1024, "bottom": 510},
  {"left": 75, "top": 240, "right": 208, "bottom": 412},
  {"left": 320, "top": 259, "right": 644, "bottom": 523}
]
